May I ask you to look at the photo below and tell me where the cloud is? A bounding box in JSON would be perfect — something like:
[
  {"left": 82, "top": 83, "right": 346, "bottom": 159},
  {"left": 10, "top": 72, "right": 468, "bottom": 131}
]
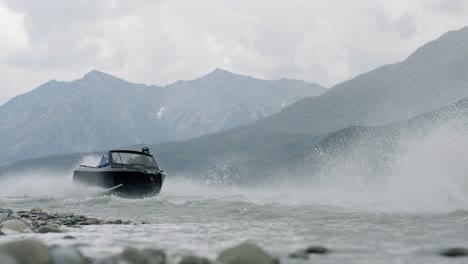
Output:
[{"left": 1, "top": 0, "right": 468, "bottom": 105}]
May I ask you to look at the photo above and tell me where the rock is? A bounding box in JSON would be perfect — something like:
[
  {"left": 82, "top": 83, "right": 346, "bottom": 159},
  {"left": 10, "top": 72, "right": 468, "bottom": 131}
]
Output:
[
  {"left": 50, "top": 246, "right": 88, "bottom": 264},
  {"left": 440, "top": 247, "right": 468, "bottom": 257},
  {"left": 0, "top": 239, "right": 51, "bottom": 264},
  {"left": 37, "top": 213, "right": 52, "bottom": 220},
  {"left": 289, "top": 246, "right": 329, "bottom": 259},
  {"left": 0, "top": 209, "right": 13, "bottom": 214},
  {"left": 121, "top": 247, "right": 166, "bottom": 264},
  {"left": 0, "top": 253, "right": 18, "bottom": 264},
  {"left": 113, "top": 219, "right": 123, "bottom": 224},
  {"left": 305, "top": 246, "right": 329, "bottom": 254},
  {"left": 37, "top": 224, "right": 65, "bottom": 233},
  {"left": 123, "top": 221, "right": 132, "bottom": 225},
  {"left": 218, "top": 243, "right": 279, "bottom": 264},
  {"left": 180, "top": 255, "right": 211, "bottom": 264},
  {"left": 55, "top": 212, "right": 74, "bottom": 218},
  {"left": 0, "top": 219, "right": 32, "bottom": 235},
  {"left": 31, "top": 208, "right": 44, "bottom": 214},
  {"left": 142, "top": 249, "right": 166, "bottom": 264},
  {"left": 63, "top": 235, "right": 77, "bottom": 240},
  {"left": 1, "top": 213, "right": 10, "bottom": 222},
  {"left": 87, "top": 218, "right": 100, "bottom": 224}
]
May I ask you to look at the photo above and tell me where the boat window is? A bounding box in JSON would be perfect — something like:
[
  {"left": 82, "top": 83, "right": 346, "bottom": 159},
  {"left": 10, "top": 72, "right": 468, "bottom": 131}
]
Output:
[
  {"left": 111, "top": 152, "right": 158, "bottom": 168},
  {"left": 97, "top": 153, "right": 110, "bottom": 168}
]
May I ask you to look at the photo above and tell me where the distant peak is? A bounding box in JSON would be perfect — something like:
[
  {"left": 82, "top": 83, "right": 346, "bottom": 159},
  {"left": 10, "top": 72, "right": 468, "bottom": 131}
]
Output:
[
  {"left": 83, "top": 69, "right": 120, "bottom": 81},
  {"left": 205, "top": 68, "right": 237, "bottom": 78}
]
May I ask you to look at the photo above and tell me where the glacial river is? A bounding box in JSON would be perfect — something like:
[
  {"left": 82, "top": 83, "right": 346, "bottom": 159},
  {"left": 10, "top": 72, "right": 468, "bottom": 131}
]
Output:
[{"left": 1, "top": 174, "right": 468, "bottom": 264}]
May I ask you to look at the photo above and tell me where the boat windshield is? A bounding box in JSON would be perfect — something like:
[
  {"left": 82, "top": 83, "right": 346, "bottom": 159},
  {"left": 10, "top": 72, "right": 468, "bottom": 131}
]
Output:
[{"left": 111, "top": 152, "right": 157, "bottom": 167}]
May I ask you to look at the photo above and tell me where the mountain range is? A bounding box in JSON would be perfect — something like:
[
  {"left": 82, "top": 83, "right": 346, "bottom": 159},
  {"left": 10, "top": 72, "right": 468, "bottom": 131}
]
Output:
[
  {"left": 2, "top": 26, "right": 468, "bottom": 182},
  {"left": 0, "top": 69, "right": 325, "bottom": 166}
]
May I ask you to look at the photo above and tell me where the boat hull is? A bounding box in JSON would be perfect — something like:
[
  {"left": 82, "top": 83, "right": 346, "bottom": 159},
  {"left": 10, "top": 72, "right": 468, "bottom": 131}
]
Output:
[{"left": 73, "top": 167, "right": 165, "bottom": 197}]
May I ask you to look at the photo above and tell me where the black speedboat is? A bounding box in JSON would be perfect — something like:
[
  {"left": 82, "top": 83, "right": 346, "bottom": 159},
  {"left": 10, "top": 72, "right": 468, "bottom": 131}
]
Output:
[{"left": 73, "top": 147, "right": 166, "bottom": 196}]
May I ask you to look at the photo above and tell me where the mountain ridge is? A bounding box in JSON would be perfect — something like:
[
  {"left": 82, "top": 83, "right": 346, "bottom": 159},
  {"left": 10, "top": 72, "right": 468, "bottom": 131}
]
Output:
[{"left": 0, "top": 68, "right": 325, "bottom": 165}]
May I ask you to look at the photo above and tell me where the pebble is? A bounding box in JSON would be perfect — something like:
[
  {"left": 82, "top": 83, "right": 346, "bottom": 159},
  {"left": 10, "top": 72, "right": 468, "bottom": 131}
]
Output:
[
  {"left": 289, "top": 245, "right": 330, "bottom": 259},
  {"left": 305, "top": 246, "right": 329, "bottom": 254},
  {"left": 30, "top": 208, "right": 44, "bottom": 214},
  {"left": 440, "top": 247, "right": 468, "bottom": 257},
  {"left": 37, "top": 224, "right": 65, "bottom": 233},
  {"left": 0, "top": 208, "right": 132, "bottom": 235}
]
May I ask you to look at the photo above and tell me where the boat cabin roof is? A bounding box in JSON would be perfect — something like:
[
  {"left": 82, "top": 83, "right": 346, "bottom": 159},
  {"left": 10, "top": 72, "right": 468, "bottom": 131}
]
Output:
[{"left": 108, "top": 150, "right": 153, "bottom": 157}]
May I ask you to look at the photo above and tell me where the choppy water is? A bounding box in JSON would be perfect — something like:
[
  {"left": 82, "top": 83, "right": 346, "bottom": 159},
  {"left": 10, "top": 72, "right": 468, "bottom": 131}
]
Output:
[
  {"left": 2, "top": 124, "right": 468, "bottom": 263},
  {"left": 1, "top": 175, "right": 468, "bottom": 264}
]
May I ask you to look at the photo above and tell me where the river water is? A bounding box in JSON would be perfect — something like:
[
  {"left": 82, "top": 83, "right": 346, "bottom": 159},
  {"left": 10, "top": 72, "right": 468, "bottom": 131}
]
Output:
[
  {"left": 2, "top": 125, "right": 468, "bottom": 263},
  {"left": 1, "top": 174, "right": 468, "bottom": 264}
]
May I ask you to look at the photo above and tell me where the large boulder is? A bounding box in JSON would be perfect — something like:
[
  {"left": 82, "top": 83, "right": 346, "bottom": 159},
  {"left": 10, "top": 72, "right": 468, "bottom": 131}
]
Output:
[
  {"left": 50, "top": 246, "right": 88, "bottom": 264},
  {"left": 120, "top": 247, "right": 166, "bottom": 264},
  {"left": 0, "top": 239, "right": 51, "bottom": 264},
  {"left": 218, "top": 243, "right": 279, "bottom": 264},
  {"left": 0, "top": 219, "right": 32, "bottom": 235},
  {"left": 179, "top": 255, "right": 211, "bottom": 264},
  {"left": 0, "top": 253, "right": 17, "bottom": 264}
]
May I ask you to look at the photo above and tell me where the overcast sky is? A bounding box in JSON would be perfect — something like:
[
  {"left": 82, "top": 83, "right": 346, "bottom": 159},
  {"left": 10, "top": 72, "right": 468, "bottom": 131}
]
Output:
[{"left": 1, "top": 0, "right": 468, "bottom": 105}]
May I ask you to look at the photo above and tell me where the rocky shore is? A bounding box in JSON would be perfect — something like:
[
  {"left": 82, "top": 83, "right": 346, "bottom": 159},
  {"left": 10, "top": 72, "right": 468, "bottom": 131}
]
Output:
[{"left": 1, "top": 207, "right": 467, "bottom": 263}]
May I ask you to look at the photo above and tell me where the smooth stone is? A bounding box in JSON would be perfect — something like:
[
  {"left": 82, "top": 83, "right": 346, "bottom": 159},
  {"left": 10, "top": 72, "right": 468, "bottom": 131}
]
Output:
[
  {"left": 50, "top": 246, "right": 87, "bottom": 264},
  {"left": 121, "top": 247, "right": 166, "bottom": 264},
  {"left": 0, "top": 219, "right": 32, "bottom": 235},
  {"left": 180, "top": 255, "right": 211, "bottom": 264},
  {"left": 440, "top": 247, "right": 468, "bottom": 257},
  {"left": 30, "top": 208, "right": 43, "bottom": 214},
  {"left": 218, "top": 243, "right": 279, "bottom": 264},
  {"left": 0, "top": 253, "right": 18, "bottom": 264},
  {"left": 0, "top": 239, "right": 51, "bottom": 264},
  {"left": 37, "top": 225, "right": 65, "bottom": 233},
  {"left": 113, "top": 220, "right": 123, "bottom": 224},
  {"left": 63, "top": 235, "right": 76, "bottom": 240}
]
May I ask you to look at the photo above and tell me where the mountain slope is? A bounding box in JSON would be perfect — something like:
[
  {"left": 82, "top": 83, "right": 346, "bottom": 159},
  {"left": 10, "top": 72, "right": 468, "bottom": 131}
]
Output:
[
  {"left": 3, "top": 96, "right": 468, "bottom": 183},
  {"left": 251, "top": 26, "right": 468, "bottom": 136},
  {"left": 0, "top": 69, "right": 325, "bottom": 165}
]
